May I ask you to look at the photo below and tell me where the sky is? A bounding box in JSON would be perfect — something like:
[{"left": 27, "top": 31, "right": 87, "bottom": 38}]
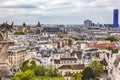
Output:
[{"left": 0, "top": 0, "right": 120, "bottom": 25}]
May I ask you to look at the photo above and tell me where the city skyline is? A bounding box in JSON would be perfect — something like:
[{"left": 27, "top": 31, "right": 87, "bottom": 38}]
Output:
[{"left": 0, "top": 0, "right": 120, "bottom": 25}]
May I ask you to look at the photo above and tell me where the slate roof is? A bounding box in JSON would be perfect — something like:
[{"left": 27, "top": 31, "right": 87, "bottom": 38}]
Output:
[
  {"left": 76, "top": 51, "right": 82, "bottom": 59},
  {"left": 58, "top": 64, "right": 85, "bottom": 70},
  {"left": 43, "top": 27, "right": 61, "bottom": 32},
  {"left": 60, "top": 58, "right": 77, "bottom": 60}
]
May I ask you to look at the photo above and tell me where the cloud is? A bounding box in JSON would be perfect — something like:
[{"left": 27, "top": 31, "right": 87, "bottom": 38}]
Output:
[
  {"left": 0, "top": 0, "right": 119, "bottom": 24},
  {"left": 1, "top": 5, "right": 37, "bottom": 9}
]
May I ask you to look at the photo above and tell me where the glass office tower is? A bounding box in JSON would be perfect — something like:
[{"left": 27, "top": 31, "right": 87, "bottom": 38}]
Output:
[{"left": 113, "top": 9, "right": 119, "bottom": 28}]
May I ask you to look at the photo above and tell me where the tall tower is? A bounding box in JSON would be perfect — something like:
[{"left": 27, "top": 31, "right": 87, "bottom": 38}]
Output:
[
  {"left": 84, "top": 19, "right": 92, "bottom": 27},
  {"left": 113, "top": 9, "right": 119, "bottom": 28},
  {"left": 37, "top": 21, "right": 41, "bottom": 27}
]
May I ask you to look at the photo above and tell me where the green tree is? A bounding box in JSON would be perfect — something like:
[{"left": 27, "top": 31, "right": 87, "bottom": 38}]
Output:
[
  {"left": 35, "top": 76, "right": 65, "bottom": 80},
  {"left": 88, "top": 28, "right": 99, "bottom": 30},
  {"left": 21, "top": 60, "right": 37, "bottom": 72},
  {"left": 82, "top": 67, "right": 95, "bottom": 80},
  {"left": 22, "top": 22, "right": 26, "bottom": 27},
  {"left": 12, "top": 63, "right": 65, "bottom": 80},
  {"left": 105, "top": 36, "right": 118, "bottom": 42},
  {"left": 89, "top": 60, "right": 104, "bottom": 78},
  {"left": 51, "top": 68, "right": 60, "bottom": 77},
  {"left": 71, "top": 36, "right": 85, "bottom": 41},
  {"left": 11, "top": 77, "right": 20, "bottom": 80},
  {"left": 106, "top": 47, "right": 118, "bottom": 53},
  {"left": 21, "top": 60, "right": 29, "bottom": 71},
  {"left": 14, "top": 31, "right": 25, "bottom": 35},
  {"left": 29, "top": 60, "right": 37, "bottom": 70},
  {"left": 34, "top": 65, "right": 47, "bottom": 76},
  {"left": 11, "top": 70, "right": 35, "bottom": 80},
  {"left": 72, "top": 72, "right": 82, "bottom": 80},
  {"left": 46, "top": 65, "right": 61, "bottom": 77},
  {"left": 34, "top": 65, "right": 61, "bottom": 77}
]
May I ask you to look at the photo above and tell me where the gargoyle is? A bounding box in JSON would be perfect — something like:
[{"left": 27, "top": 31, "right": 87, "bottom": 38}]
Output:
[{"left": 0, "top": 22, "right": 13, "bottom": 41}]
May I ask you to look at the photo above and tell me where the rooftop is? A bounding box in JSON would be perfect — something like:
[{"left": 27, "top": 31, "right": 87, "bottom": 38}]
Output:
[
  {"left": 60, "top": 57, "right": 77, "bottom": 60},
  {"left": 58, "top": 64, "right": 85, "bottom": 70}
]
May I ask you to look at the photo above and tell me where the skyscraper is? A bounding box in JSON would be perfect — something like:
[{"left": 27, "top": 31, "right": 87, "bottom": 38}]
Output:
[
  {"left": 113, "top": 9, "right": 119, "bottom": 28},
  {"left": 84, "top": 19, "right": 92, "bottom": 27}
]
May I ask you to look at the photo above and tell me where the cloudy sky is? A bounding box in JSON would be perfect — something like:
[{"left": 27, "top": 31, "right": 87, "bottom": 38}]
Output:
[{"left": 0, "top": 0, "right": 120, "bottom": 25}]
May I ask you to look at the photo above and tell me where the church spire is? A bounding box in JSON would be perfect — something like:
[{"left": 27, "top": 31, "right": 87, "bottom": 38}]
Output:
[{"left": 37, "top": 21, "right": 41, "bottom": 27}]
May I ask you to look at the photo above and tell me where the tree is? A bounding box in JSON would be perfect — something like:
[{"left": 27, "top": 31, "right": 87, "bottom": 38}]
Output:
[
  {"left": 29, "top": 60, "right": 37, "bottom": 70},
  {"left": 88, "top": 28, "right": 99, "bottom": 30},
  {"left": 11, "top": 70, "right": 35, "bottom": 80},
  {"left": 46, "top": 65, "right": 61, "bottom": 77},
  {"left": 106, "top": 47, "right": 118, "bottom": 53},
  {"left": 89, "top": 60, "right": 104, "bottom": 78},
  {"left": 35, "top": 76, "right": 65, "bottom": 80},
  {"left": 21, "top": 60, "right": 29, "bottom": 71},
  {"left": 82, "top": 67, "right": 95, "bottom": 80},
  {"left": 11, "top": 77, "right": 20, "bottom": 80},
  {"left": 22, "top": 22, "right": 26, "bottom": 27},
  {"left": 34, "top": 65, "right": 47, "bottom": 76},
  {"left": 24, "top": 70, "right": 35, "bottom": 80},
  {"left": 72, "top": 73, "right": 82, "bottom": 80},
  {"left": 14, "top": 31, "right": 25, "bottom": 35},
  {"left": 21, "top": 60, "right": 37, "bottom": 72},
  {"left": 71, "top": 36, "right": 85, "bottom": 41},
  {"left": 34, "top": 65, "right": 61, "bottom": 77},
  {"left": 51, "top": 68, "right": 60, "bottom": 77},
  {"left": 105, "top": 36, "right": 118, "bottom": 42}
]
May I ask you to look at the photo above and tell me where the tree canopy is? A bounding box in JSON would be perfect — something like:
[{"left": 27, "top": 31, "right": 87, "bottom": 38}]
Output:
[
  {"left": 14, "top": 31, "right": 25, "bottom": 35},
  {"left": 11, "top": 70, "right": 35, "bottom": 80},
  {"left": 71, "top": 36, "right": 85, "bottom": 41},
  {"left": 34, "top": 65, "right": 47, "bottom": 76},
  {"left": 72, "top": 72, "right": 82, "bottom": 80},
  {"left": 22, "top": 22, "right": 26, "bottom": 27},
  {"left": 89, "top": 60, "right": 104, "bottom": 78},
  {"left": 105, "top": 36, "right": 118, "bottom": 42},
  {"left": 21, "top": 60, "right": 37, "bottom": 72},
  {"left": 88, "top": 27, "right": 99, "bottom": 30},
  {"left": 82, "top": 67, "right": 95, "bottom": 80},
  {"left": 46, "top": 65, "right": 61, "bottom": 77},
  {"left": 12, "top": 60, "right": 64, "bottom": 80},
  {"left": 106, "top": 46, "right": 118, "bottom": 53},
  {"left": 21, "top": 60, "right": 61, "bottom": 77}
]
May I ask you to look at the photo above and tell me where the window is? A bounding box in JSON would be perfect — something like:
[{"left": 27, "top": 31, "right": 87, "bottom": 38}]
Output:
[
  {"left": 74, "top": 61, "right": 76, "bottom": 63},
  {"left": 69, "top": 72, "right": 71, "bottom": 74},
  {"left": 61, "top": 71, "right": 62, "bottom": 74},
  {"left": 67, "top": 60, "right": 69, "bottom": 63}
]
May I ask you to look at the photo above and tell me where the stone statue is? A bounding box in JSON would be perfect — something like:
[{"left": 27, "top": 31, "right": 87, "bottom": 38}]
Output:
[
  {"left": 0, "top": 22, "right": 14, "bottom": 76},
  {"left": 0, "top": 22, "right": 13, "bottom": 41}
]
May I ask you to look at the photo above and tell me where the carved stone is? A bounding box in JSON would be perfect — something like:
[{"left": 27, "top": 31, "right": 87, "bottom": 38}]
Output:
[
  {"left": 0, "top": 22, "right": 13, "bottom": 41},
  {"left": 0, "top": 22, "right": 14, "bottom": 76}
]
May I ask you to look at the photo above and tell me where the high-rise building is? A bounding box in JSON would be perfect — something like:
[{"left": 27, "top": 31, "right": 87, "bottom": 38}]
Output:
[
  {"left": 84, "top": 19, "right": 92, "bottom": 27},
  {"left": 113, "top": 9, "right": 119, "bottom": 28}
]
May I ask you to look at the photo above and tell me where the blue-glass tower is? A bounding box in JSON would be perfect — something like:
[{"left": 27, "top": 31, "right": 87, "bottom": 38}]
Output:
[{"left": 113, "top": 9, "right": 119, "bottom": 28}]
